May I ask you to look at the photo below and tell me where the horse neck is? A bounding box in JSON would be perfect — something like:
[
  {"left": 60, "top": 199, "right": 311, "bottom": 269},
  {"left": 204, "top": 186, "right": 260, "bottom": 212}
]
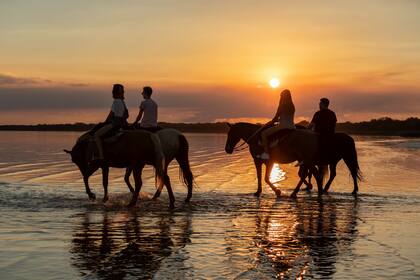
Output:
[{"left": 236, "top": 123, "right": 261, "bottom": 142}]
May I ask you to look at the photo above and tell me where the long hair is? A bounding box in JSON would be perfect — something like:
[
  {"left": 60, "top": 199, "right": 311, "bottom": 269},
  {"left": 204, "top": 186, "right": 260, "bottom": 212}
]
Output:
[{"left": 279, "top": 89, "right": 295, "bottom": 115}]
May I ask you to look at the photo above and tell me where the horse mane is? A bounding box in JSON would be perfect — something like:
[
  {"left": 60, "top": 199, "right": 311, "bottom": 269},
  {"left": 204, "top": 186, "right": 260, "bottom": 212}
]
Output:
[
  {"left": 76, "top": 131, "right": 92, "bottom": 144},
  {"left": 233, "top": 122, "right": 262, "bottom": 132}
]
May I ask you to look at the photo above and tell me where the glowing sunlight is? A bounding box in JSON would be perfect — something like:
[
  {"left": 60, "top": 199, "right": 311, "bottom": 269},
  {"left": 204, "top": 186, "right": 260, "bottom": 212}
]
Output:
[
  {"left": 269, "top": 78, "right": 281, "bottom": 88},
  {"left": 269, "top": 163, "right": 286, "bottom": 184}
]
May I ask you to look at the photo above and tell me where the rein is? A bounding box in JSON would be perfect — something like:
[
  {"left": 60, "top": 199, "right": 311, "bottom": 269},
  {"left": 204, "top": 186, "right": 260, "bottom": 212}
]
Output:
[
  {"left": 233, "top": 141, "right": 249, "bottom": 152},
  {"left": 232, "top": 126, "right": 265, "bottom": 152}
]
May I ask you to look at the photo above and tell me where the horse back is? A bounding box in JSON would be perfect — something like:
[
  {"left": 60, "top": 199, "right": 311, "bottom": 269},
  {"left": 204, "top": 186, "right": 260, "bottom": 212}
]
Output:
[
  {"left": 271, "top": 129, "right": 318, "bottom": 163},
  {"left": 103, "top": 130, "right": 157, "bottom": 164},
  {"left": 157, "top": 128, "right": 183, "bottom": 159}
]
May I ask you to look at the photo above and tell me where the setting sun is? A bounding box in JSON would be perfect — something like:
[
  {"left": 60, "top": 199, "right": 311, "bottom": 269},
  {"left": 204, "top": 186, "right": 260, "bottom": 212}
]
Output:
[{"left": 269, "top": 78, "right": 280, "bottom": 88}]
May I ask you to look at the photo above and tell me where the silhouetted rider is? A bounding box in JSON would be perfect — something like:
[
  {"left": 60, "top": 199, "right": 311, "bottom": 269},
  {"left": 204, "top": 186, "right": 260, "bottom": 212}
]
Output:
[
  {"left": 133, "top": 86, "right": 161, "bottom": 133},
  {"left": 308, "top": 98, "right": 337, "bottom": 161},
  {"left": 93, "top": 84, "right": 129, "bottom": 162}
]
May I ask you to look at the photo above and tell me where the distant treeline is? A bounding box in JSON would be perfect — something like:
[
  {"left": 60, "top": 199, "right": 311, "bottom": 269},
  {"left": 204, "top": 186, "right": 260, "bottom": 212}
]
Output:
[
  {"left": 0, "top": 117, "right": 419, "bottom": 136},
  {"left": 335, "top": 117, "right": 420, "bottom": 137}
]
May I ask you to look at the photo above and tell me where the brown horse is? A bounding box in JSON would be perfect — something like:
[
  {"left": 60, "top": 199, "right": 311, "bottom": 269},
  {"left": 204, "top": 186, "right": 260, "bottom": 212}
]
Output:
[
  {"left": 64, "top": 129, "right": 166, "bottom": 207},
  {"left": 225, "top": 122, "right": 324, "bottom": 197}
]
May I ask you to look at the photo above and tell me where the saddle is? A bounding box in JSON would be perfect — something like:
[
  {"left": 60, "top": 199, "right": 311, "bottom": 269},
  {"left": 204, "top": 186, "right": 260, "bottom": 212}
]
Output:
[
  {"left": 134, "top": 125, "right": 163, "bottom": 133},
  {"left": 103, "top": 131, "right": 125, "bottom": 144},
  {"left": 267, "top": 129, "right": 294, "bottom": 148}
]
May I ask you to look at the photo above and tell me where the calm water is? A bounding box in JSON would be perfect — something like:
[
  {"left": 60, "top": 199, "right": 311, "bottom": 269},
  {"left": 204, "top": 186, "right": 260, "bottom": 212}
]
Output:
[{"left": 0, "top": 131, "right": 419, "bottom": 279}]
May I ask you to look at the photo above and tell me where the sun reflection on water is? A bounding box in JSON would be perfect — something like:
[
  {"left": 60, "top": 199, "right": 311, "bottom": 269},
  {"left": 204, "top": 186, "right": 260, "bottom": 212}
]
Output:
[{"left": 269, "top": 163, "right": 286, "bottom": 184}]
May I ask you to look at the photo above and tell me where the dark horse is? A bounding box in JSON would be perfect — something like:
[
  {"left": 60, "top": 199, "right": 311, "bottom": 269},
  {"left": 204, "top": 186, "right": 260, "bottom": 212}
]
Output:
[
  {"left": 64, "top": 129, "right": 166, "bottom": 207},
  {"left": 124, "top": 128, "right": 194, "bottom": 205},
  {"left": 302, "top": 133, "right": 363, "bottom": 195},
  {"left": 225, "top": 123, "right": 362, "bottom": 197}
]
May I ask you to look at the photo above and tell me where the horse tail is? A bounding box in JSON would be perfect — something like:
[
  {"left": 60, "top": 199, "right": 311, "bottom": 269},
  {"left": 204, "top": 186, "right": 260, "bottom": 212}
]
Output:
[
  {"left": 343, "top": 136, "right": 363, "bottom": 182},
  {"left": 176, "top": 134, "right": 194, "bottom": 191},
  {"left": 150, "top": 133, "right": 166, "bottom": 187}
]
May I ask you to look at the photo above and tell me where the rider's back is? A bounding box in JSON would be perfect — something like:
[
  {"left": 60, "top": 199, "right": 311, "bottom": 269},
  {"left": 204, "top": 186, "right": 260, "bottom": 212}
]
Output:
[{"left": 312, "top": 108, "right": 336, "bottom": 135}]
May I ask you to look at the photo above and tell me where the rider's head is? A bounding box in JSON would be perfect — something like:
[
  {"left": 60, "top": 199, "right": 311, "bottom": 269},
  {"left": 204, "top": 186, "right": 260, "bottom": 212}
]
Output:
[
  {"left": 279, "top": 89, "right": 295, "bottom": 115},
  {"left": 319, "top": 98, "right": 329, "bottom": 110},
  {"left": 142, "top": 86, "right": 153, "bottom": 99},
  {"left": 112, "top": 84, "right": 125, "bottom": 99}
]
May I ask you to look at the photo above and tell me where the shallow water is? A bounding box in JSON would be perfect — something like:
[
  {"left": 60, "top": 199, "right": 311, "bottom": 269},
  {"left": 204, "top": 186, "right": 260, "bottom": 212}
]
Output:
[{"left": 0, "top": 131, "right": 419, "bottom": 279}]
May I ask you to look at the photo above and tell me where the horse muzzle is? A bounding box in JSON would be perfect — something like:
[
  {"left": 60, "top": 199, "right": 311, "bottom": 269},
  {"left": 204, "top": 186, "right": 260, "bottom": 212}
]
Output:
[{"left": 225, "top": 146, "right": 234, "bottom": 154}]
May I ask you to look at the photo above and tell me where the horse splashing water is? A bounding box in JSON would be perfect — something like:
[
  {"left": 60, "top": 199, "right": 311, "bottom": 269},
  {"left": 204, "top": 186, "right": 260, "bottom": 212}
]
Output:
[
  {"left": 125, "top": 128, "right": 194, "bottom": 207},
  {"left": 225, "top": 122, "right": 362, "bottom": 197},
  {"left": 64, "top": 129, "right": 166, "bottom": 207}
]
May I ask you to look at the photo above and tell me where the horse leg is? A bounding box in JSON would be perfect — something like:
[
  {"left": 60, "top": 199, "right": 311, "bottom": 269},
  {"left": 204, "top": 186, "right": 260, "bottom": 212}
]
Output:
[
  {"left": 312, "top": 165, "right": 324, "bottom": 197},
  {"left": 291, "top": 166, "right": 309, "bottom": 198},
  {"left": 254, "top": 159, "right": 263, "bottom": 197},
  {"left": 264, "top": 160, "right": 281, "bottom": 197},
  {"left": 101, "top": 166, "right": 109, "bottom": 203},
  {"left": 352, "top": 175, "right": 359, "bottom": 196},
  {"left": 164, "top": 173, "right": 175, "bottom": 209},
  {"left": 83, "top": 175, "right": 96, "bottom": 200},
  {"left": 302, "top": 167, "right": 313, "bottom": 192},
  {"left": 323, "top": 162, "right": 337, "bottom": 194},
  {"left": 124, "top": 167, "right": 135, "bottom": 194},
  {"left": 127, "top": 165, "right": 144, "bottom": 207},
  {"left": 185, "top": 172, "right": 193, "bottom": 203},
  {"left": 151, "top": 184, "right": 163, "bottom": 200}
]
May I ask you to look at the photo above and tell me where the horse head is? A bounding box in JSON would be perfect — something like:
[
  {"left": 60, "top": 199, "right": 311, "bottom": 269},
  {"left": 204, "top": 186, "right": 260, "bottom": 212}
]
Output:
[
  {"left": 225, "top": 123, "right": 241, "bottom": 154},
  {"left": 64, "top": 137, "right": 92, "bottom": 176}
]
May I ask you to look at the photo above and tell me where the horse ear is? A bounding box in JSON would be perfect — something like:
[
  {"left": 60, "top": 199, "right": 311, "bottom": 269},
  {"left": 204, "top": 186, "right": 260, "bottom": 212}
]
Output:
[{"left": 63, "top": 149, "right": 72, "bottom": 154}]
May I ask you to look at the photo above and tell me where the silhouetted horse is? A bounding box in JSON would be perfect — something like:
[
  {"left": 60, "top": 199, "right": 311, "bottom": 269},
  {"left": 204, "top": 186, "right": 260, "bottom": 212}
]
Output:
[
  {"left": 225, "top": 123, "right": 362, "bottom": 197},
  {"left": 297, "top": 133, "right": 362, "bottom": 195},
  {"left": 225, "top": 122, "right": 324, "bottom": 197},
  {"left": 64, "top": 129, "right": 166, "bottom": 207},
  {"left": 125, "top": 128, "right": 194, "bottom": 206}
]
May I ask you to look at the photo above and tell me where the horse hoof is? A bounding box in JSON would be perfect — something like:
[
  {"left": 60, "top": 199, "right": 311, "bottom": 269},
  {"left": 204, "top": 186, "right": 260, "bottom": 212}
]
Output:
[
  {"left": 88, "top": 193, "right": 96, "bottom": 201},
  {"left": 184, "top": 198, "right": 191, "bottom": 203},
  {"left": 352, "top": 191, "right": 358, "bottom": 197},
  {"left": 102, "top": 196, "right": 109, "bottom": 203},
  {"left": 323, "top": 189, "right": 329, "bottom": 194},
  {"left": 169, "top": 203, "right": 175, "bottom": 209},
  {"left": 275, "top": 190, "right": 282, "bottom": 198},
  {"left": 254, "top": 191, "right": 261, "bottom": 197},
  {"left": 127, "top": 202, "right": 136, "bottom": 208},
  {"left": 290, "top": 193, "right": 297, "bottom": 199}
]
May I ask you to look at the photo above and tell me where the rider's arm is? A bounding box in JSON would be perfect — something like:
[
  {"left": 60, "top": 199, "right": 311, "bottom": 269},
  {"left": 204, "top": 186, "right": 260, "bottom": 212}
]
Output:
[
  {"left": 307, "top": 122, "right": 315, "bottom": 130},
  {"left": 308, "top": 112, "right": 318, "bottom": 130},
  {"left": 133, "top": 108, "right": 144, "bottom": 125},
  {"left": 268, "top": 105, "right": 281, "bottom": 125}
]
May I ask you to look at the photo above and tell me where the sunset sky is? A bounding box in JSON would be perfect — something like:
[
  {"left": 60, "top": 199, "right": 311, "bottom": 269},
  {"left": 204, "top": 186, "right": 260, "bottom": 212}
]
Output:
[{"left": 1, "top": 0, "right": 419, "bottom": 124}]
